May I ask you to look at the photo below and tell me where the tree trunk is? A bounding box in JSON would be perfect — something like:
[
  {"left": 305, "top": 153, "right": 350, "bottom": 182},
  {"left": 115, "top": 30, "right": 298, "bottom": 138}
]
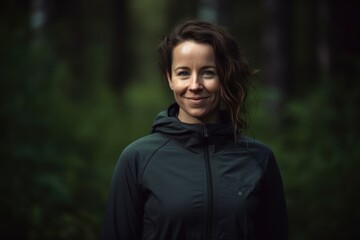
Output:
[
  {"left": 110, "top": 0, "right": 131, "bottom": 91},
  {"left": 263, "top": 0, "right": 292, "bottom": 117}
]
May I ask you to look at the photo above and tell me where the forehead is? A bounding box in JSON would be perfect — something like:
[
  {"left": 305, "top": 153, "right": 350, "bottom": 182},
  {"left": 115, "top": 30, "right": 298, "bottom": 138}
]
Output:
[{"left": 172, "top": 41, "right": 216, "bottom": 64}]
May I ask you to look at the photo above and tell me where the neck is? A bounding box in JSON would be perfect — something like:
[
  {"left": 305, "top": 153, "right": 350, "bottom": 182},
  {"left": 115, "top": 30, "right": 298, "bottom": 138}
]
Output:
[{"left": 177, "top": 110, "right": 220, "bottom": 125}]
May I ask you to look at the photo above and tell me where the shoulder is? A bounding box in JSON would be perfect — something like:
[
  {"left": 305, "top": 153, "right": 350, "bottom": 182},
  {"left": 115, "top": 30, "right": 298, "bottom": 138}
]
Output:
[
  {"left": 237, "top": 136, "right": 274, "bottom": 155},
  {"left": 111, "top": 133, "right": 172, "bottom": 181},
  {"left": 119, "top": 132, "right": 171, "bottom": 163},
  {"left": 237, "top": 136, "right": 276, "bottom": 170}
]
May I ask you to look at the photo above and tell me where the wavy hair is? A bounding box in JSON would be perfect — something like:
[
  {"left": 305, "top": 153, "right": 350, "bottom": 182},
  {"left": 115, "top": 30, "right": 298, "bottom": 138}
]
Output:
[{"left": 157, "top": 19, "right": 253, "bottom": 135}]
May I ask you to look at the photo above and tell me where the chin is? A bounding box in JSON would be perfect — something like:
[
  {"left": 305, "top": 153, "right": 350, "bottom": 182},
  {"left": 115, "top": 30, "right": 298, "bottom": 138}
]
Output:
[
  {"left": 188, "top": 109, "right": 217, "bottom": 123},
  {"left": 187, "top": 109, "right": 208, "bottom": 118}
]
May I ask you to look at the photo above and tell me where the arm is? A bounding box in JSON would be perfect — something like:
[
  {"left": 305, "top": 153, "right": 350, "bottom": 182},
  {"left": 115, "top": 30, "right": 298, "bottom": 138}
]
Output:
[
  {"left": 254, "top": 152, "right": 288, "bottom": 240},
  {"left": 101, "top": 148, "right": 143, "bottom": 240}
]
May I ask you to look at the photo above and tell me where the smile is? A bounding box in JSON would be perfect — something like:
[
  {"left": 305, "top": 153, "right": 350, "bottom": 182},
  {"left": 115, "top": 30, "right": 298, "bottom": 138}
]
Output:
[
  {"left": 184, "top": 97, "right": 209, "bottom": 100},
  {"left": 184, "top": 96, "right": 209, "bottom": 104}
]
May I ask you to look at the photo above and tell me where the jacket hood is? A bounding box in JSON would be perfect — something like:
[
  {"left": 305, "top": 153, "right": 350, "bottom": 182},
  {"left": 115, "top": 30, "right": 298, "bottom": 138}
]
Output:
[{"left": 151, "top": 103, "right": 235, "bottom": 150}]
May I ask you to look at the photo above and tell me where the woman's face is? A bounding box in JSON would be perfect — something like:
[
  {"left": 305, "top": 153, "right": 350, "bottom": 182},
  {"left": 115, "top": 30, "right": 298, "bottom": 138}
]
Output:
[{"left": 167, "top": 41, "right": 221, "bottom": 124}]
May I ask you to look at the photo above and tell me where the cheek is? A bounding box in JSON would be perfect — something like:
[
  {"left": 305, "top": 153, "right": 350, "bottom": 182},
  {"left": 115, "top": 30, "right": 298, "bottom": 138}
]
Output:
[
  {"left": 208, "top": 81, "right": 221, "bottom": 95},
  {"left": 170, "top": 82, "right": 187, "bottom": 93}
]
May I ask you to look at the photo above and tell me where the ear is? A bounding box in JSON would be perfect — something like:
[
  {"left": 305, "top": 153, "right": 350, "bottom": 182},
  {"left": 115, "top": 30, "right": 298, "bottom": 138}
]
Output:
[{"left": 167, "top": 72, "right": 174, "bottom": 90}]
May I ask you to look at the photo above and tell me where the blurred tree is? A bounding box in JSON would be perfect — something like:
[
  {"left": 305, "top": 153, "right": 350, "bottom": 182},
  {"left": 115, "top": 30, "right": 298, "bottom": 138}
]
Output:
[
  {"left": 42, "top": 0, "right": 132, "bottom": 95},
  {"left": 291, "top": 0, "right": 319, "bottom": 96},
  {"left": 327, "top": 1, "right": 360, "bottom": 236},
  {"left": 0, "top": 0, "right": 132, "bottom": 239},
  {"left": 1, "top": 1, "right": 33, "bottom": 238},
  {"left": 165, "top": 0, "right": 199, "bottom": 31},
  {"left": 198, "top": 0, "right": 219, "bottom": 22},
  {"left": 262, "top": 0, "right": 292, "bottom": 120},
  {"left": 268, "top": 1, "right": 360, "bottom": 239},
  {"left": 109, "top": 0, "right": 132, "bottom": 91}
]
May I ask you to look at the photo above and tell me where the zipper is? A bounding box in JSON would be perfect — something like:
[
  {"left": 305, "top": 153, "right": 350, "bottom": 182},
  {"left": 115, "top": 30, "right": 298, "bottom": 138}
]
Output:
[{"left": 203, "top": 125, "right": 213, "bottom": 240}]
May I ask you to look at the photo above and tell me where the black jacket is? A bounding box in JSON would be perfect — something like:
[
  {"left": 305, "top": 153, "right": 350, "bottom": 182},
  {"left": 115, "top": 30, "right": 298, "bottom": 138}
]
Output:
[{"left": 102, "top": 103, "right": 288, "bottom": 240}]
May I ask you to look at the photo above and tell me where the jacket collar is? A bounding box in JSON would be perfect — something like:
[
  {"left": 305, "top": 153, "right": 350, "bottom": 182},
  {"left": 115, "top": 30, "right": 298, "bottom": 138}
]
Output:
[{"left": 151, "top": 103, "right": 235, "bottom": 152}]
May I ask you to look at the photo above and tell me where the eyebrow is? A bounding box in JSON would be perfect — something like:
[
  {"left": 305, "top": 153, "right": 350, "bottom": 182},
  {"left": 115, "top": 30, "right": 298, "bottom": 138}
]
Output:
[{"left": 174, "top": 65, "right": 217, "bottom": 71}]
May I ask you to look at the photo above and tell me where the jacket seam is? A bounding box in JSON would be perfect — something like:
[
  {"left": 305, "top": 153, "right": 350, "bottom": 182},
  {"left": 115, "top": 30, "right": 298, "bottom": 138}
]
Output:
[
  {"left": 241, "top": 137, "right": 266, "bottom": 175},
  {"left": 140, "top": 137, "right": 172, "bottom": 184}
]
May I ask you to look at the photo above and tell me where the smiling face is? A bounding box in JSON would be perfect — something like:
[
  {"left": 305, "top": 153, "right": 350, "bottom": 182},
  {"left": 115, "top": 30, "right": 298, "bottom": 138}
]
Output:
[{"left": 167, "top": 41, "right": 221, "bottom": 124}]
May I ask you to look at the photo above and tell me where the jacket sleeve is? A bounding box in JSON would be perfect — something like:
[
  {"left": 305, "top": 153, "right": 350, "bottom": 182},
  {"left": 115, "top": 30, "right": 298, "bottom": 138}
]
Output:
[
  {"left": 254, "top": 151, "right": 288, "bottom": 240},
  {"left": 101, "top": 147, "right": 143, "bottom": 240}
]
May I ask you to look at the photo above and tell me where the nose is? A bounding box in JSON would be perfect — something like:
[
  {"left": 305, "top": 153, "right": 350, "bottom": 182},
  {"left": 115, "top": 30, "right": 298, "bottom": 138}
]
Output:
[{"left": 189, "top": 74, "right": 203, "bottom": 92}]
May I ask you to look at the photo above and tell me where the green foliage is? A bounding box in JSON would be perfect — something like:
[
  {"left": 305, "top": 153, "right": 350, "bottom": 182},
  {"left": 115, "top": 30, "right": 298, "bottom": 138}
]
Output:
[
  {"left": 1, "top": 37, "right": 169, "bottom": 240},
  {"left": 249, "top": 79, "right": 360, "bottom": 239}
]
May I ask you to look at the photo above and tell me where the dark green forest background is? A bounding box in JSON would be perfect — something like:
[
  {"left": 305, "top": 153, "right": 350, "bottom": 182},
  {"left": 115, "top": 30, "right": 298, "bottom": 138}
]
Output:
[{"left": 1, "top": 0, "right": 359, "bottom": 239}]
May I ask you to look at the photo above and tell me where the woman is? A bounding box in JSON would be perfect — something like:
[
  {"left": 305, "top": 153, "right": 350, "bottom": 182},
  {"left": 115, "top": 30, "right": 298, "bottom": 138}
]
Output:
[{"left": 102, "top": 19, "right": 288, "bottom": 240}]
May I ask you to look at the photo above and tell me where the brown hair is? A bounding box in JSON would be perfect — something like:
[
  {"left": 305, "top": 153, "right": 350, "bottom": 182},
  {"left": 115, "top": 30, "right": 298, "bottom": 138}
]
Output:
[{"left": 157, "top": 19, "right": 253, "bottom": 135}]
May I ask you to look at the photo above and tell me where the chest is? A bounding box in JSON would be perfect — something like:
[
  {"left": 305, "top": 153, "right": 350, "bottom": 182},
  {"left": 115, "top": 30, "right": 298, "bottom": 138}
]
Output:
[{"left": 141, "top": 147, "right": 264, "bottom": 222}]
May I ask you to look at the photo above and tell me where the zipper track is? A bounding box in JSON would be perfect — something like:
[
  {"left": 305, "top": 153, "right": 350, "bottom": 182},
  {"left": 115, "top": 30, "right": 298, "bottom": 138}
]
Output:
[{"left": 203, "top": 126, "right": 213, "bottom": 240}]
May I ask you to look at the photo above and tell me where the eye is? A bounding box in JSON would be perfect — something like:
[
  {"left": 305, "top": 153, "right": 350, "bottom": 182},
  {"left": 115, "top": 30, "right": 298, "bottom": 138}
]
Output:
[
  {"left": 177, "top": 71, "right": 190, "bottom": 78},
  {"left": 202, "top": 70, "right": 216, "bottom": 78}
]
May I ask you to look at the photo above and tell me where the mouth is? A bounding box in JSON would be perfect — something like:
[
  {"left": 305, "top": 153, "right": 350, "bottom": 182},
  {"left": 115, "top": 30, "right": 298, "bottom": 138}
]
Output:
[
  {"left": 184, "top": 96, "right": 209, "bottom": 100},
  {"left": 184, "top": 96, "right": 209, "bottom": 104}
]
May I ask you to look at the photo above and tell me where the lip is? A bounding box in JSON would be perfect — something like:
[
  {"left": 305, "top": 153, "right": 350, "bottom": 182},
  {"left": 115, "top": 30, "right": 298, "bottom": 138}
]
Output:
[
  {"left": 184, "top": 96, "right": 209, "bottom": 104},
  {"left": 184, "top": 97, "right": 209, "bottom": 100}
]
